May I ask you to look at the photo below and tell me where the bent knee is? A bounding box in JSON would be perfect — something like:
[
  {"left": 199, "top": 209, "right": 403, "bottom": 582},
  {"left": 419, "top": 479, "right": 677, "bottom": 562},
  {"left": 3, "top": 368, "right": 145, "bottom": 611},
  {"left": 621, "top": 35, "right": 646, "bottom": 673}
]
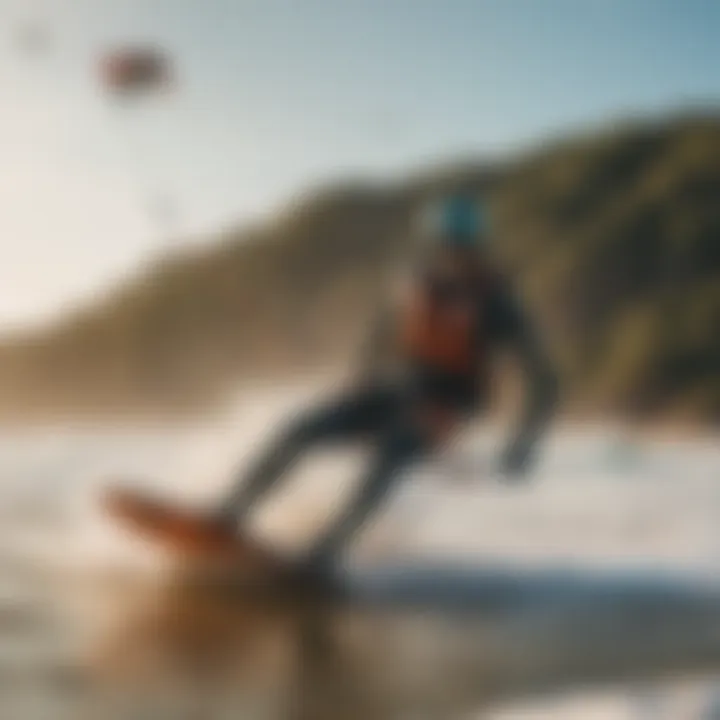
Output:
[{"left": 282, "top": 404, "right": 337, "bottom": 445}]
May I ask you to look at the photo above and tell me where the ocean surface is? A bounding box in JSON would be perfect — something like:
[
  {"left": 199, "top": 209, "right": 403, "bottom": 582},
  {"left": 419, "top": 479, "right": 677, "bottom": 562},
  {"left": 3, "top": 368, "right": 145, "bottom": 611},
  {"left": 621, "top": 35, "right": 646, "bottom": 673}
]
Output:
[{"left": 1, "top": 382, "right": 719, "bottom": 719}]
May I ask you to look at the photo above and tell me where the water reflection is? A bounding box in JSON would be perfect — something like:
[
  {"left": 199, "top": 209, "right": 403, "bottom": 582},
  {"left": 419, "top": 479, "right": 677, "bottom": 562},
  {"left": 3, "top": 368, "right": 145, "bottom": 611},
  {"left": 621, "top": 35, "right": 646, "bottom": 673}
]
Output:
[{"left": 82, "top": 561, "right": 720, "bottom": 719}]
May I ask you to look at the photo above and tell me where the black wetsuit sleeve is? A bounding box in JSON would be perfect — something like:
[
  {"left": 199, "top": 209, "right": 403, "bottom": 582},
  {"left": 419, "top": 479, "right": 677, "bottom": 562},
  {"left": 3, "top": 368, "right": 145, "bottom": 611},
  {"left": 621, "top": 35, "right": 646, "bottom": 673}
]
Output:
[{"left": 487, "top": 281, "right": 559, "bottom": 461}]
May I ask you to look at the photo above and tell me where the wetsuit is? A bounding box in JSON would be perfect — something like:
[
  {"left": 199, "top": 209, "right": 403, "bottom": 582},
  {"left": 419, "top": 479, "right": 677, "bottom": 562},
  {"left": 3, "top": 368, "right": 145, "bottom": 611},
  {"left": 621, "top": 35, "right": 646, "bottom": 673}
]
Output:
[{"left": 219, "top": 258, "right": 557, "bottom": 567}]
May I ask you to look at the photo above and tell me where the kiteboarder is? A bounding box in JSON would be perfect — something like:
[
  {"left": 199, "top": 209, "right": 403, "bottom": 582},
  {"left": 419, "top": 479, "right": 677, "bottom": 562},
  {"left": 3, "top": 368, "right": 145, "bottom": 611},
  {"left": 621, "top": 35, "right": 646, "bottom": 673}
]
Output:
[{"left": 215, "top": 193, "right": 559, "bottom": 574}]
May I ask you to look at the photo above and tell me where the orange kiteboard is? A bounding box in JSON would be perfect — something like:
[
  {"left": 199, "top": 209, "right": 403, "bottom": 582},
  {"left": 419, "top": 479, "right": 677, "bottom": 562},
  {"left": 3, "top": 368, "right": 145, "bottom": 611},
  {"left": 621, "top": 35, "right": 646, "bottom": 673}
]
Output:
[{"left": 102, "top": 485, "right": 290, "bottom": 578}]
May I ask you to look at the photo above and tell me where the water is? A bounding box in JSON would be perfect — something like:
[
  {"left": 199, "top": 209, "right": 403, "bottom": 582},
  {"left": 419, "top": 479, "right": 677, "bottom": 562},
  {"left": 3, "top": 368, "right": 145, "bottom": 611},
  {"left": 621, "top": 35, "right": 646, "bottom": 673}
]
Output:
[{"left": 0, "top": 383, "right": 719, "bottom": 718}]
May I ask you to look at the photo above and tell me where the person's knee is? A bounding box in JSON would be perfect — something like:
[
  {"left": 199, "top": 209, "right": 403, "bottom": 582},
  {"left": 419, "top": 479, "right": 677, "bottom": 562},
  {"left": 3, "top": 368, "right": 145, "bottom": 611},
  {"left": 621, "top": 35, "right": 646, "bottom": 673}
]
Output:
[{"left": 281, "top": 404, "right": 333, "bottom": 447}]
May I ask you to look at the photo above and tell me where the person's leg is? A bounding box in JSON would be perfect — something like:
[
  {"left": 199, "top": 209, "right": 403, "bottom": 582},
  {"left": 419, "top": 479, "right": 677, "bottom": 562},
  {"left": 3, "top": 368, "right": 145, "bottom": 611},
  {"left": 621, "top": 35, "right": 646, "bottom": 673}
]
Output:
[
  {"left": 216, "top": 384, "right": 400, "bottom": 524},
  {"left": 304, "top": 418, "right": 431, "bottom": 569}
]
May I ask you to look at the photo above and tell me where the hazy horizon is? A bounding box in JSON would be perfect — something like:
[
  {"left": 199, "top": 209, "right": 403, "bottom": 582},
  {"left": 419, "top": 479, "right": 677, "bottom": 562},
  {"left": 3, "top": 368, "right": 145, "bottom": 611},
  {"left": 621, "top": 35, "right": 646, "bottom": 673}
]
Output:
[{"left": 1, "top": 0, "right": 718, "bottom": 330}]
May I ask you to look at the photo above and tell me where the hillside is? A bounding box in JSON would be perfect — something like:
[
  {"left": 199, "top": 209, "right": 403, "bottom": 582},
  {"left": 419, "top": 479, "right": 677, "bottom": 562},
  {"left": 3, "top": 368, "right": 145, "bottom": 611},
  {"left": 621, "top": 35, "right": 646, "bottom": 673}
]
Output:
[{"left": 0, "top": 112, "right": 718, "bottom": 423}]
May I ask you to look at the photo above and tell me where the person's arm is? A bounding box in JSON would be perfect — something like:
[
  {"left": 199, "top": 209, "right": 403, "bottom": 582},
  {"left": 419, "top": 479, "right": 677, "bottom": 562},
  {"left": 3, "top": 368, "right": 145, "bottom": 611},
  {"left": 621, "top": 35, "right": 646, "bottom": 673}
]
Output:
[{"left": 489, "top": 281, "right": 559, "bottom": 477}]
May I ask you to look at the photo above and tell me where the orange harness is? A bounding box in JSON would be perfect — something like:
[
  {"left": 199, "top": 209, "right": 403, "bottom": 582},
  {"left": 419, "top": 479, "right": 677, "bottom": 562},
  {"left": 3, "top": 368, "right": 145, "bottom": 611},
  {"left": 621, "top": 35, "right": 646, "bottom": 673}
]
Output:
[
  {"left": 398, "top": 271, "right": 493, "bottom": 446},
  {"left": 399, "top": 273, "right": 489, "bottom": 376}
]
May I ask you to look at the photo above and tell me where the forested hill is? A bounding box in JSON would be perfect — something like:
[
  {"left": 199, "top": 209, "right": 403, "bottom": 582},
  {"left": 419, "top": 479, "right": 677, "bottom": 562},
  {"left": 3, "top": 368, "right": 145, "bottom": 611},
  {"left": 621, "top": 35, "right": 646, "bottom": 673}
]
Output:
[{"left": 0, "top": 112, "right": 717, "bottom": 423}]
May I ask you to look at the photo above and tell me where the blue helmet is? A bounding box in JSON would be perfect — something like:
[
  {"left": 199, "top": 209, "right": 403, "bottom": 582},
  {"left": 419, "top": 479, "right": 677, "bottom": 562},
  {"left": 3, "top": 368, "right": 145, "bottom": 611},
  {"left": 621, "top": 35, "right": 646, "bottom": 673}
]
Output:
[{"left": 419, "top": 194, "right": 489, "bottom": 248}]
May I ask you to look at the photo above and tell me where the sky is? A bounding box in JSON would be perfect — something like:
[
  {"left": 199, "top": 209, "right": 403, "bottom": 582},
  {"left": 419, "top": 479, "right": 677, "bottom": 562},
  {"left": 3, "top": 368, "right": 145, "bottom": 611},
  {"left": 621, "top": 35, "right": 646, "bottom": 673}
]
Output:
[{"left": 0, "top": 0, "right": 718, "bottom": 330}]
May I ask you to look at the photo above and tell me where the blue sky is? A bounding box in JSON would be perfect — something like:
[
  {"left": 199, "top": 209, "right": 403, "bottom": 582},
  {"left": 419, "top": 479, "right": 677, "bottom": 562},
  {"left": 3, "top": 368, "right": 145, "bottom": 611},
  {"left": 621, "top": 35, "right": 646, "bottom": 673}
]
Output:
[{"left": 0, "top": 0, "right": 718, "bottom": 328}]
